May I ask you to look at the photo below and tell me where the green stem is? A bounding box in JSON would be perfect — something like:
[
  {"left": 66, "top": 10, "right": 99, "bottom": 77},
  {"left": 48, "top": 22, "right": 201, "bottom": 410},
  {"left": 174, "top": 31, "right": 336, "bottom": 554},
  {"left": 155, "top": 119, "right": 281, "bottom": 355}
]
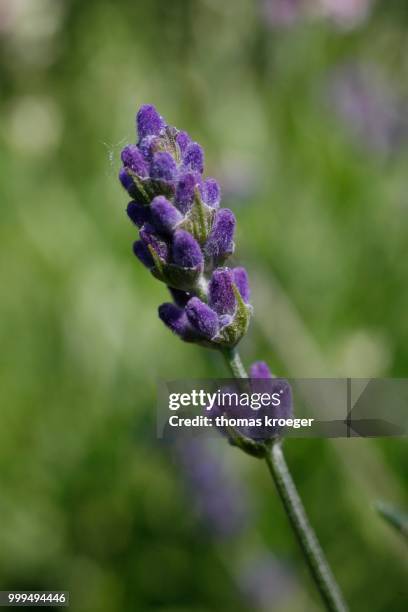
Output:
[
  {"left": 222, "top": 347, "right": 248, "bottom": 378},
  {"left": 266, "top": 442, "right": 348, "bottom": 612},
  {"left": 221, "top": 347, "right": 348, "bottom": 612}
]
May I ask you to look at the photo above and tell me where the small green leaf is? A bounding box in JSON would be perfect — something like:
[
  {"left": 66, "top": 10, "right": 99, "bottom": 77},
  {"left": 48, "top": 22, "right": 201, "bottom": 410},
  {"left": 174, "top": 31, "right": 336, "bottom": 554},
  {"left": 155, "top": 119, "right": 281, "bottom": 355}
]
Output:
[{"left": 374, "top": 500, "right": 408, "bottom": 539}]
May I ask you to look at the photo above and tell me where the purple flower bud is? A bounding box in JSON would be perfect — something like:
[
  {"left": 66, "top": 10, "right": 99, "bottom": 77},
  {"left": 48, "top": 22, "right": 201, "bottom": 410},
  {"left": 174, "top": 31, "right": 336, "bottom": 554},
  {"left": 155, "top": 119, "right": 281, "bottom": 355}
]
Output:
[
  {"left": 169, "top": 287, "right": 192, "bottom": 307},
  {"left": 186, "top": 297, "right": 219, "bottom": 339},
  {"left": 158, "top": 303, "right": 191, "bottom": 340},
  {"left": 276, "top": 380, "right": 292, "bottom": 417},
  {"left": 137, "top": 104, "right": 164, "bottom": 140},
  {"left": 247, "top": 365, "right": 292, "bottom": 438},
  {"left": 150, "top": 196, "right": 183, "bottom": 233},
  {"left": 209, "top": 268, "right": 236, "bottom": 315},
  {"left": 137, "top": 136, "right": 155, "bottom": 163},
  {"left": 250, "top": 361, "right": 272, "bottom": 379},
  {"left": 119, "top": 168, "right": 137, "bottom": 196},
  {"left": 138, "top": 135, "right": 160, "bottom": 161},
  {"left": 127, "top": 201, "right": 150, "bottom": 228},
  {"left": 176, "top": 130, "right": 191, "bottom": 154},
  {"left": 242, "top": 376, "right": 292, "bottom": 439},
  {"left": 175, "top": 172, "right": 197, "bottom": 213},
  {"left": 183, "top": 142, "right": 204, "bottom": 174},
  {"left": 232, "top": 267, "right": 250, "bottom": 303},
  {"left": 250, "top": 361, "right": 275, "bottom": 398},
  {"left": 150, "top": 151, "right": 178, "bottom": 183},
  {"left": 205, "top": 209, "right": 236, "bottom": 259},
  {"left": 200, "top": 178, "right": 221, "bottom": 208},
  {"left": 140, "top": 224, "right": 169, "bottom": 261},
  {"left": 172, "top": 230, "right": 203, "bottom": 269},
  {"left": 120, "top": 145, "right": 148, "bottom": 177},
  {"left": 133, "top": 240, "right": 154, "bottom": 268}
]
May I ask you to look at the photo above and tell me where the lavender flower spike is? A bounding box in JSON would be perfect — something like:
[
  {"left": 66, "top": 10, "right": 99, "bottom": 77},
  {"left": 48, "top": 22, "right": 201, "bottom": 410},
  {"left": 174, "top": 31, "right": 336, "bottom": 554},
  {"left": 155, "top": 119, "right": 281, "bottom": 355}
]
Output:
[{"left": 118, "top": 104, "right": 251, "bottom": 349}]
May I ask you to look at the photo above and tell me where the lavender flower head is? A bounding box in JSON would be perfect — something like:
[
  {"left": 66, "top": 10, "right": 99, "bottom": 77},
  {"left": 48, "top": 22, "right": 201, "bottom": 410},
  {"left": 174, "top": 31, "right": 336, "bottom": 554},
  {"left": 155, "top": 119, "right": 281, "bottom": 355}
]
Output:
[{"left": 119, "top": 104, "right": 252, "bottom": 349}]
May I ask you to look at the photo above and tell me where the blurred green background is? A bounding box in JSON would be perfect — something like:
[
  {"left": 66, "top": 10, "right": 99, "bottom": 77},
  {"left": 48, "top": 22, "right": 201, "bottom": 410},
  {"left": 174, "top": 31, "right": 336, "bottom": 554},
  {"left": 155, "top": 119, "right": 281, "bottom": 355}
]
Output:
[{"left": 0, "top": 0, "right": 407, "bottom": 610}]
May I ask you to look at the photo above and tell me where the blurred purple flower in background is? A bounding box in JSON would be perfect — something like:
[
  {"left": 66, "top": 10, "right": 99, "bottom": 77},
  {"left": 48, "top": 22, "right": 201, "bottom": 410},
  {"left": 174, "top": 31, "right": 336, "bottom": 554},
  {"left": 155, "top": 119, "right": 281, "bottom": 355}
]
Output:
[
  {"left": 240, "top": 552, "right": 296, "bottom": 609},
  {"left": 173, "top": 437, "right": 250, "bottom": 539},
  {"left": 172, "top": 436, "right": 297, "bottom": 608},
  {"left": 260, "top": 0, "right": 303, "bottom": 28},
  {"left": 327, "top": 63, "right": 408, "bottom": 155},
  {"left": 260, "top": 0, "right": 374, "bottom": 30},
  {"left": 319, "top": 0, "right": 373, "bottom": 29}
]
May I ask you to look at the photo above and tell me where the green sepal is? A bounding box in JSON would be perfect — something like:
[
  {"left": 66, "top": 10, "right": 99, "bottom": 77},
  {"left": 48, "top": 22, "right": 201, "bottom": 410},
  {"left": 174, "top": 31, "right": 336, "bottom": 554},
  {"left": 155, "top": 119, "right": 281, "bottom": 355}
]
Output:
[
  {"left": 218, "top": 283, "right": 252, "bottom": 348},
  {"left": 151, "top": 260, "right": 202, "bottom": 291},
  {"left": 150, "top": 180, "right": 175, "bottom": 200},
  {"left": 147, "top": 245, "right": 164, "bottom": 275},
  {"left": 226, "top": 424, "right": 267, "bottom": 458},
  {"left": 179, "top": 188, "right": 216, "bottom": 246},
  {"left": 126, "top": 169, "right": 154, "bottom": 203}
]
